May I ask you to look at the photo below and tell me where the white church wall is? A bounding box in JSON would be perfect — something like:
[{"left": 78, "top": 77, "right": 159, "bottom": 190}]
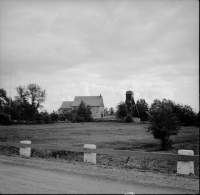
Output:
[
  {"left": 99, "top": 107, "right": 104, "bottom": 118},
  {"left": 90, "top": 107, "right": 104, "bottom": 119}
]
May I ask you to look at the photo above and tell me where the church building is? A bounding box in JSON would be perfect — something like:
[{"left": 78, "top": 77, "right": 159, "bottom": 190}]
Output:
[{"left": 58, "top": 95, "right": 104, "bottom": 119}]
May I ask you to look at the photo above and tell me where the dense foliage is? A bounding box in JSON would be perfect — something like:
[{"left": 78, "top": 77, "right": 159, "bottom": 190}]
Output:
[
  {"left": 58, "top": 101, "right": 93, "bottom": 123},
  {"left": 0, "top": 85, "right": 59, "bottom": 125},
  {"left": 0, "top": 85, "right": 198, "bottom": 127},
  {"left": 14, "top": 84, "right": 46, "bottom": 121},
  {"left": 115, "top": 101, "right": 127, "bottom": 119},
  {"left": 136, "top": 98, "right": 149, "bottom": 117},
  {"left": 124, "top": 115, "right": 133, "bottom": 123},
  {"left": 148, "top": 99, "right": 181, "bottom": 150},
  {"left": 74, "top": 101, "right": 93, "bottom": 122},
  {"left": 0, "top": 113, "right": 13, "bottom": 125},
  {"left": 149, "top": 99, "right": 198, "bottom": 126}
]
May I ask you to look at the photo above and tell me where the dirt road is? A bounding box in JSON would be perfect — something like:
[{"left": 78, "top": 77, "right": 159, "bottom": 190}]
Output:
[{"left": 0, "top": 155, "right": 199, "bottom": 194}]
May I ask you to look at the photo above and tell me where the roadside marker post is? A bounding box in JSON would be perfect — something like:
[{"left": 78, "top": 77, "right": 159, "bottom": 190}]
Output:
[
  {"left": 20, "top": 140, "right": 31, "bottom": 157},
  {"left": 1, "top": 141, "right": 198, "bottom": 176},
  {"left": 84, "top": 144, "right": 96, "bottom": 164},
  {"left": 177, "top": 150, "right": 194, "bottom": 175}
]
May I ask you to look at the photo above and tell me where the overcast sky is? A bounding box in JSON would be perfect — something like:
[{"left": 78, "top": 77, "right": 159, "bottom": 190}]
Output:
[{"left": 0, "top": 0, "right": 199, "bottom": 113}]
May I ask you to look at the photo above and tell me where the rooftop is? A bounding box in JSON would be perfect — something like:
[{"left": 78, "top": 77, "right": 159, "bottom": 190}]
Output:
[
  {"left": 60, "top": 101, "right": 73, "bottom": 109},
  {"left": 72, "top": 96, "right": 104, "bottom": 107}
]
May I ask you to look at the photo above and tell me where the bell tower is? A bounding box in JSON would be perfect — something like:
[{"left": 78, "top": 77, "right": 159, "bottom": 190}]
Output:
[{"left": 125, "top": 90, "right": 140, "bottom": 117}]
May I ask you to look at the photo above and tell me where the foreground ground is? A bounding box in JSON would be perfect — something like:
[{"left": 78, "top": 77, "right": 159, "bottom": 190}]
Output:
[
  {"left": 0, "top": 122, "right": 199, "bottom": 175},
  {"left": 0, "top": 154, "right": 199, "bottom": 194}
]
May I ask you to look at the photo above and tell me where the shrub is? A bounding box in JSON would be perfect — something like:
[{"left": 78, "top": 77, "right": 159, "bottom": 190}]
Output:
[
  {"left": 76, "top": 116, "right": 84, "bottom": 122},
  {"left": 43, "top": 115, "right": 51, "bottom": 124},
  {"left": 0, "top": 113, "right": 13, "bottom": 125},
  {"left": 124, "top": 115, "right": 133, "bottom": 123},
  {"left": 50, "top": 111, "right": 58, "bottom": 122},
  {"left": 71, "top": 116, "right": 77, "bottom": 123}
]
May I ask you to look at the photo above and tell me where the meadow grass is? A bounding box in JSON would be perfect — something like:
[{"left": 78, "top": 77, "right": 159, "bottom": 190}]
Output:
[
  {"left": 0, "top": 122, "right": 198, "bottom": 154},
  {"left": 0, "top": 122, "right": 199, "bottom": 175}
]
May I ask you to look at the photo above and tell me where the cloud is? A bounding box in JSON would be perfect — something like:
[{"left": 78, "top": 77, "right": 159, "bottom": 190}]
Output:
[{"left": 0, "top": 0, "right": 199, "bottom": 112}]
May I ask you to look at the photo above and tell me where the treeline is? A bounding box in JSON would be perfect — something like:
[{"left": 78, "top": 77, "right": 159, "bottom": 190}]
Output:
[
  {"left": 0, "top": 84, "right": 59, "bottom": 125},
  {"left": 0, "top": 84, "right": 199, "bottom": 126},
  {"left": 58, "top": 101, "right": 93, "bottom": 123},
  {"left": 0, "top": 84, "right": 94, "bottom": 125},
  {"left": 115, "top": 98, "right": 199, "bottom": 126}
]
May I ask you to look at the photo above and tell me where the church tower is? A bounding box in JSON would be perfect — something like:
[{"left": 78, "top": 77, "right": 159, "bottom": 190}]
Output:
[{"left": 125, "top": 90, "right": 140, "bottom": 117}]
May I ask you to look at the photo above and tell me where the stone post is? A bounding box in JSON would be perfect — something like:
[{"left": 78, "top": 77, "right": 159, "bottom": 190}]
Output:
[
  {"left": 177, "top": 150, "right": 194, "bottom": 175},
  {"left": 84, "top": 144, "right": 96, "bottom": 164},
  {"left": 20, "top": 140, "right": 31, "bottom": 157}
]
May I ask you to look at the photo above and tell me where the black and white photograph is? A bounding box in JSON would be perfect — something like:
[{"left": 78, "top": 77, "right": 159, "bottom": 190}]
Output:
[{"left": 0, "top": 0, "right": 199, "bottom": 194}]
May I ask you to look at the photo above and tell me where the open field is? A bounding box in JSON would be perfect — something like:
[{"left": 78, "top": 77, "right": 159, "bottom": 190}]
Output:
[
  {"left": 0, "top": 122, "right": 199, "bottom": 176},
  {"left": 0, "top": 122, "right": 199, "bottom": 153}
]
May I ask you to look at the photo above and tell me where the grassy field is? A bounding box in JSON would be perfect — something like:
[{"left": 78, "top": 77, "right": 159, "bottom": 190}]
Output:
[
  {"left": 0, "top": 122, "right": 199, "bottom": 154},
  {"left": 0, "top": 122, "right": 199, "bottom": 176}
]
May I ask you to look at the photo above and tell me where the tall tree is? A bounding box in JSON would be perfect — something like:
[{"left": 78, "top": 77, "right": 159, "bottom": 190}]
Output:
[
  {"left": 26, "top": 84, "right": 46, "bottom": 109},
  {"left": 115, "top": 102, "right": 127, "bottom": 119},
  {"left": 136, "top": 98, "right": 149, "bottom": 117},
  {"left": 150, "top": 99, "right": 196, "bottom": 126},
  {"left": 148, "top": 99, "right": 180, "bottom": 150},
  {"left": 109, "top": 107, "right": 115, "bottom": 115},
  {"left": 15, "top": 84, "right": 46, "bottom": 120},
  {"left": 75, "top": 101, "right": 93, "bottom": 122},
  {"left": 0, "top": 88, "right": 9, "bottom": 107},
  {"left": 173, "top": 104, "right": 196, "bottom": 126}
]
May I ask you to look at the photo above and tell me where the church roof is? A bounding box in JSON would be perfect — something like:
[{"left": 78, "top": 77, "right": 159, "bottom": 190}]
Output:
[
  {"left": 60, "top": 101, "right": 73, "bottom": 109},
  {"left": 72, "top": 96, "right": 104, "bottom": 107}
]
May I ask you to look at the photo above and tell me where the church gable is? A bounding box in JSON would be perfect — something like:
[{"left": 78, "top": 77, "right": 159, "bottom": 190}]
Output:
[{"left": 58, "top": 95, "right": 104, "bottom": 119}]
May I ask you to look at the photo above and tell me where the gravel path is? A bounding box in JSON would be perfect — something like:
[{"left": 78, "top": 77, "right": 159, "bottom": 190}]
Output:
[{"left": 0, "top": 155, "right": 199, "bottom": 194}]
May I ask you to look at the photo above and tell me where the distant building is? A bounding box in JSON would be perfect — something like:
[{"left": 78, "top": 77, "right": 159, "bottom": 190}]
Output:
[
  {"left": 58, "top": 101, "right": 73, "bottom": 114},
  {"left": 58, "top": 95, "right": 104, "bottom": 119},
  {"left": 125, "top": 90, "right": 140, "bottom": 117}
]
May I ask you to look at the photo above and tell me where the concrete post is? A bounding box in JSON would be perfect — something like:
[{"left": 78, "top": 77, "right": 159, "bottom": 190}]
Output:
[
  {"left": 177, "top": 150, "right": 194, "bottom": 175},
  {"left": 20, "top": 140, "right": 31, "bottom": 157},
  {"left": 84, "top": 144, "right": 96, "bottom": 164}
]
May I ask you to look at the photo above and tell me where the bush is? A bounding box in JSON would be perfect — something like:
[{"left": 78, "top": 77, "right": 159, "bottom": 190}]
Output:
[
  {"left": 0, "top": 113, "right": 13, "bottom": 125},
  {"left": 50, "top": 111, "right": 58, "bottom": 122},
  {"left": 76, "top": 116, "right": 84, "bottom": 122},
  {"left": 43, "top": 115, "right": 52, "bottom": 124},
  {"left": 35, "top": 120, "right": 44, "bottom": 124},
  {"left": 71, "top": 116, "right": 77, "bottom": 123},
  {"left": 124, "top": 115, "right": 133, "bottom": 123}
]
